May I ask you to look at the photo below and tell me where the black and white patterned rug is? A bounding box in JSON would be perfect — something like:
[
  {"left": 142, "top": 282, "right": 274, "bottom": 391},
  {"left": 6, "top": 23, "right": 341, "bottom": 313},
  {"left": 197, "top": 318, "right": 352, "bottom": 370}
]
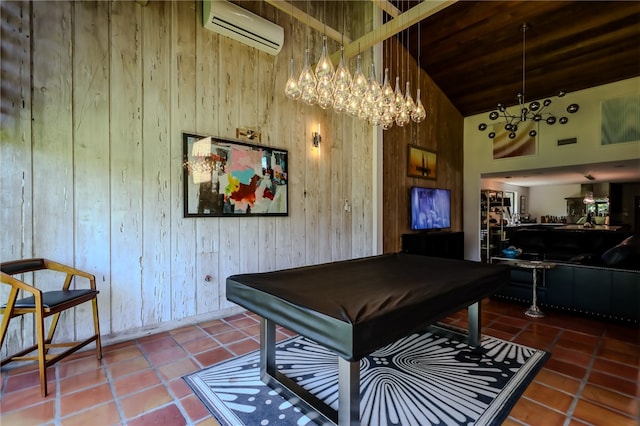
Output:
[{"left": 184, "top": 325, "right": 548, "bottom": 426}]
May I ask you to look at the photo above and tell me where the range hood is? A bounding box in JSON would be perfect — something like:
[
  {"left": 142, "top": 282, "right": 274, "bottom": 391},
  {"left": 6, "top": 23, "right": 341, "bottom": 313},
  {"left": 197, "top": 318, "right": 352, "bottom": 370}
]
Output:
[{"left": 566, "top": 183, "right": 609, "bottom": 202}]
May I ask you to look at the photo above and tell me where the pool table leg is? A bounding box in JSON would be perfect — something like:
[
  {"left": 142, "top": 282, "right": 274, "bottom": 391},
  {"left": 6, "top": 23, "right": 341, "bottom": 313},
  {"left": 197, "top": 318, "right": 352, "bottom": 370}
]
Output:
[
  {"left": 468, "top": 301, "right": 481, "bottom": 347},
  {"left": 259, "top": 317, "right": 276, "bottom": 380},
  {"left": 259, "top": 317, "right": 359, "bottom": 425},
  {"left": 338, "top": 357, "right": 360, "bottom": 425}
]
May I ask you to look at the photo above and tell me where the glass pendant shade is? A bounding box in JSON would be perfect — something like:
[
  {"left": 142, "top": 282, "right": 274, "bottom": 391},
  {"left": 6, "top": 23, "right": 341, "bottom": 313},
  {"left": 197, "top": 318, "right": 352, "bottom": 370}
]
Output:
[
  {"left": 411, "top": 89, "right": 426, "bottom": 122},
  {"left": 301, "top": 88, "right": 318, "bottom": 106},
  {"left": 333, "top": 90, "right": 348, "bottom": 113},
  {"left": 298, "top": 49, "right": 317, "bottom": 91},
  {"left": 350, "top": 55, "right": 368, "bottom": 97},
  {"left": 394, "top": 77, "right": 404, "bottom": 113},
  {"left": 396, "top": 107, "right": 410, "bottom": 127},
  {"left": 315, "top": 36, "right": 334, "bottom": 83},
  {"left": 317, "top": 79, "right": 333, "bottom": 109},
  {"left": 404, "top": 81, "right": 415, "bottom": 115},
  {"left": 381, "top": 112, "right": 394, "bottom": 130},
  {"left": 365, "top": 64, "right": 381, "bottom": 105},
  {"left": 333, "top": 47, "right": 352, "bottom": 93},
  {"left": 284, "top": 58, "right": 302, "bottom": 100},
  {"left": 382, "top": 68, "right": 394, "bottom": 106},
  {"left": 346, "top": 93, "right": 361, "bottom": 117}
]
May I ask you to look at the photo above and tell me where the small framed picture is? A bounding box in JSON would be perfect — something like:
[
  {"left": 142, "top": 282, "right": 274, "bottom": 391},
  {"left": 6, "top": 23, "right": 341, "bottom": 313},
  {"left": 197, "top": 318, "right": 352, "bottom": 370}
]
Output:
[{"left": 407, "top": 145, "right": 436, "bottom": 180}]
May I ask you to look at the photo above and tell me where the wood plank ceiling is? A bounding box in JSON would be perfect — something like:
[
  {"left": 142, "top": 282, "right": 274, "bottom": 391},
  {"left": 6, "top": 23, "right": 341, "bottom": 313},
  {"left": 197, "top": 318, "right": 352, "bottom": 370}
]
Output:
[{"left": 392, "top": 0, "right": 640, "bottom": 116}]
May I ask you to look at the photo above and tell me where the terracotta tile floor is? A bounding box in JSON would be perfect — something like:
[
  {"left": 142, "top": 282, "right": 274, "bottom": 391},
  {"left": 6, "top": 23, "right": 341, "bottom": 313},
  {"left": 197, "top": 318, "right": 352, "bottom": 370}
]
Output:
[{"left": 1, "top": 298, "right": 638, "bottom": 425}]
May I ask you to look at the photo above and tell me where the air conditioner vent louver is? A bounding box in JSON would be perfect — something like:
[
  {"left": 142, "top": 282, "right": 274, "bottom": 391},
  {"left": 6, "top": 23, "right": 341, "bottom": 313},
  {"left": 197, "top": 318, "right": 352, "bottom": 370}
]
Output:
[{"left": 203, "top": 0, "right": 284, "bottom": 56}]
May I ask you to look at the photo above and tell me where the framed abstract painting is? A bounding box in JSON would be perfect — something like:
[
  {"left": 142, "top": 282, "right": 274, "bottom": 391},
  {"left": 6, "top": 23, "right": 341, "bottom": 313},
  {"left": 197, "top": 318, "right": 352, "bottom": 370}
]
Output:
[{"left": 182, "top": 133, "right": 288, "bottom": 217}]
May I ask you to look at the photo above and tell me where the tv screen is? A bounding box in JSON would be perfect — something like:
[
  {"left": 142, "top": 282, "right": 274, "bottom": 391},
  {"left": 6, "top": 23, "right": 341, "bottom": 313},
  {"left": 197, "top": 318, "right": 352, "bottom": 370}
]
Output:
[{"left": 410, "top": 187, "right": 451, "bottom": 231}]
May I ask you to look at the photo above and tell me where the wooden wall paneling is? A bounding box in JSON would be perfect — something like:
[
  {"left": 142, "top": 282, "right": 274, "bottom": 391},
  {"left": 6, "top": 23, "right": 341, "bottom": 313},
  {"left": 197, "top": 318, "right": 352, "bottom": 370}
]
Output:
[
  {"left": 259, "top": 2, "right": 282, "bottom": 274},
  {"left": 216, "top": 30, "right": 242, "bottom": 310},
  {"left": 348, "top": 3, "right": 373, "bottom": 259},
  {"left": 329, "top": 113, "right": 343, "bottom": 262},
  {"left": 72, "top": 1, "right": 111, "bottom": 340},
  {"left": 318, "top": 11, "right": 338, "bottom": 264},
  {"left": 31, "top": 1, "right": 75, "bottom": 343},
  {"left": 382, "top": 36, "right": 464, "bottom": 253},
  {"left": 141, "top": 1, "right": 172, "bottom": 325},
  {"left": 339, "top": 118, "right": 353, "bottom": 260},
  {"left": 283, "top": 15, "right": 306, "bottom": 270},
  {"left": 0, "top": 0, "right": 34, "bottom": 358},
  {"left": 170, "top": 0, "right": 199, "bottom": 318},
  {"left": 238, "top": 46, "right": 260, "bottom": 276},
  {"left": 271, "top": 12, "right": 292, "bottom": 271},
  {"left": 353, "top": 120, "right": 373, "bottom": 258},
  {"left": 0, "top": 0, "right": 379, "bottom": 354},
  {"left": 318, "top": 104, "right": 331, "bottom": 265},
  {"left": 194, "top": 1, "right": 221, "bottom": 314},
  {"left": 257, "top": 47, "right": 278, "bottom": 274},
  {"left": 109, "top": 0, "right": 144, "bottom": 333},
  {"left": 383, "top": 40, "right": 400, "bottom": 253},
  {"left": 218, "top": 217, "right": 240, "bottom": 310},
  {"left": 304, "top": 104, "right": 320, "bottom": 266}
]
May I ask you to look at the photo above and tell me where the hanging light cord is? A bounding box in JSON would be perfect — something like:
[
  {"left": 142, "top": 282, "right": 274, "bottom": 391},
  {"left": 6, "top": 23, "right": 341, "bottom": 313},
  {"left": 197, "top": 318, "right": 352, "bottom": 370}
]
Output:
[{"left": 522, "top": 24, "right": 527, "bottom": 101}]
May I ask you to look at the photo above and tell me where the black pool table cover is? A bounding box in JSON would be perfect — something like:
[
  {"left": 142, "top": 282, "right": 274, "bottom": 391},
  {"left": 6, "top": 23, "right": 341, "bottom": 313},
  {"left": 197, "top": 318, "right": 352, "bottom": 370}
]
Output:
[{"left": 227, "top": 253, "right": 510, "bottom": 361}]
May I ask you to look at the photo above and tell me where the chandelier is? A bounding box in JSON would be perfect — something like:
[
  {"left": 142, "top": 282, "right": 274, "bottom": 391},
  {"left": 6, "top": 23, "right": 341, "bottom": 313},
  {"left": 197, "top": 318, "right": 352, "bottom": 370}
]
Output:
[
  {"left": 478, "top": 23, "right": 579, "bottom": 140},
  {"left": 284, "top": 1, "right": 426, "bottom": 130}
]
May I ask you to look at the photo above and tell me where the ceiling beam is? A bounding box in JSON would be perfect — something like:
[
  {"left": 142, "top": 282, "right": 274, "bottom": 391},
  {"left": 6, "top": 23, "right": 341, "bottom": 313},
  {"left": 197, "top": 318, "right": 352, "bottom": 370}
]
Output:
[
  {"left": 270, "top": 0, "right": 457, "bottom": 65},
  {"left": 371, "top": 0, "right": 400, "bottom": 18},
  {"left": 264, "top": 0, "right": 351, "bottom": 45},
  {"left": 331, "top": 0, "right": 457, "bottom": 63}
]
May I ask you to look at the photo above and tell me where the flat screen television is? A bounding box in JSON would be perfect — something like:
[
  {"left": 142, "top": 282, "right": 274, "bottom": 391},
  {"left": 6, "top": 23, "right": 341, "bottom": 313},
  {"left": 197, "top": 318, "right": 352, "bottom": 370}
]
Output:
[{"left": 410, "top": 186, "right": 451, "bottom": 231}]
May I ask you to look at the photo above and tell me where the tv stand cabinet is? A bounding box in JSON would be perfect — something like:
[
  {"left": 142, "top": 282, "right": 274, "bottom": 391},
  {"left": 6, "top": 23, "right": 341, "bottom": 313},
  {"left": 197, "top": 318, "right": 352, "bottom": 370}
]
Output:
[{"left": 401, "top": 231, "right": 464, "bottom": 260}]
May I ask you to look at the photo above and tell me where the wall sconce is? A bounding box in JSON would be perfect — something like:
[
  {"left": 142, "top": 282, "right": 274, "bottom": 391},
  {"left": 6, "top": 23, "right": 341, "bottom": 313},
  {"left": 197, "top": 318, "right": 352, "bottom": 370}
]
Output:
[{"left": 312, "top": 124, "right": 321, "bottom": 148}]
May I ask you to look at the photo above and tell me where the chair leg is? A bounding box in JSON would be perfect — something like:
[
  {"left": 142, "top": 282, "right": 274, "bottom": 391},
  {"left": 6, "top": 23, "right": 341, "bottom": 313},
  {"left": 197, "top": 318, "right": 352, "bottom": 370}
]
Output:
[
  {"left": 0, "top": 287, "right": 20, "bottom": 350},
  {"left": 35, "top": 300, "right": 48, "bottom": 397},
  {"left": 46, "top": 312, "right": 62, "bottom": 349},
  {"left": 91, "top": 298, "right": 102, "bottom": 360}
]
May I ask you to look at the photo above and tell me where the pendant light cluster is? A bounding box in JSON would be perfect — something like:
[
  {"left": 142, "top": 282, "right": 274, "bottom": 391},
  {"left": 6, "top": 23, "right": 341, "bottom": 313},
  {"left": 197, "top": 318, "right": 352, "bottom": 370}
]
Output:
[
  {"left": 284, "top": 2, "right": 426, "bottom": 130},
  {"left": 477, "top": 23, "right": 579, "bottom": 139}
]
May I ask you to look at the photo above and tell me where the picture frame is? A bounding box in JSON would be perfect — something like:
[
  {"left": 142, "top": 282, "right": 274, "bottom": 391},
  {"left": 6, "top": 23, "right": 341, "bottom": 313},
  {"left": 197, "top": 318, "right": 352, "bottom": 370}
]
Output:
[
  {"left": 492, "top": 121, "right": 537, "bottom": 159},
  {"left": 407, "top": 145, "right": 437, "bottom": 180},
  {"left": 182, "top": 133, "right": 289, "bottom": 217}
]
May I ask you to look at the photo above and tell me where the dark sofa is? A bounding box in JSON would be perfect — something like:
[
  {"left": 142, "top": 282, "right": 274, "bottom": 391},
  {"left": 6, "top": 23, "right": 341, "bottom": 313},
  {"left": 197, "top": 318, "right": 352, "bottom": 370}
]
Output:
[{"left": 492, "top": 227, "right": 639, "bottom": 325}]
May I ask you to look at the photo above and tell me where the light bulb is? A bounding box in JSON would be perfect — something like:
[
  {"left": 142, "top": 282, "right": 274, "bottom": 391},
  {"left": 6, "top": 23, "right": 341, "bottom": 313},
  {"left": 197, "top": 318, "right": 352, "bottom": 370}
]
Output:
[
  {"left": 315, "top": 36, "right": 334, "bottom": 83},
  {"left": 284, "top": 58, "right": 301, "bottom": 100}
]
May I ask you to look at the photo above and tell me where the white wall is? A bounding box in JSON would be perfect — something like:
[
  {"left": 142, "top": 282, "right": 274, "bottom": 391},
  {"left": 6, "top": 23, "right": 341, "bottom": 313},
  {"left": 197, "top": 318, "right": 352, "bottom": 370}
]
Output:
[
  {"left": 528, "top": 184, "right": 581, "bottom": 220},
  {"left": 464, "top": 77, "right": 640, "bottom": 260}
]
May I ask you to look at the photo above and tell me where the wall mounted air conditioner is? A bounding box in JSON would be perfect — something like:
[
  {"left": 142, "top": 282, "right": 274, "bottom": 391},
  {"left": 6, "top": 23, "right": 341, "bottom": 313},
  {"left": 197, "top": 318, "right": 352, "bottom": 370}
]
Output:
[{"left": 202, "top": 0, "right": 284, "bottom": 55}]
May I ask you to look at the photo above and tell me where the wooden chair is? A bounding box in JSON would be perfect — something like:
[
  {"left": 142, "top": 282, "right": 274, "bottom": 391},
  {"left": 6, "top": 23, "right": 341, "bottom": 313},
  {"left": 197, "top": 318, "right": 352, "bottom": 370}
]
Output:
[{"left": 0, "top": 258, "right": 102, "bottom": 397}]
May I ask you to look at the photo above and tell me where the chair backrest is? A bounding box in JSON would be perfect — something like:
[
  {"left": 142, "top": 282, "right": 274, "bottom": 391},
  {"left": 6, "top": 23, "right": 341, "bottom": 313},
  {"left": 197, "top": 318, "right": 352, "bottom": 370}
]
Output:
[{"left": 1, "top": 259, "right": 47, "bottom": 275}]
